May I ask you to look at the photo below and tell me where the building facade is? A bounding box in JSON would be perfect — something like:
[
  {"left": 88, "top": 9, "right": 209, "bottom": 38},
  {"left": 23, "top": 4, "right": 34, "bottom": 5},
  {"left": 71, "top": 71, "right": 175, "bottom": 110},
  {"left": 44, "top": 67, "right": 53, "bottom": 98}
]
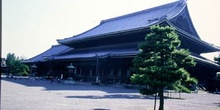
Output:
[{"left": 23, "top": 1, "right": 220, "bottom": 91}]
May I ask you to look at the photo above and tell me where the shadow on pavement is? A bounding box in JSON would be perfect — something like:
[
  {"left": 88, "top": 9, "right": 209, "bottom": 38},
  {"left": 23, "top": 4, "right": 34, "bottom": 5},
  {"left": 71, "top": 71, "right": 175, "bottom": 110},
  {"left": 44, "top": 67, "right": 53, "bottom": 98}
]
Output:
[
  {"left": 65, "top": 94, "right": 156, "bottom": 99},
  {"left": 213, "top": 103, "right": 220, "bottom": 107},
  {"left": 92, "top": 108, "right": 110, "bottom": 110},
  {"left": 1, "top": 77, "right": 138, "bottom": 94}
]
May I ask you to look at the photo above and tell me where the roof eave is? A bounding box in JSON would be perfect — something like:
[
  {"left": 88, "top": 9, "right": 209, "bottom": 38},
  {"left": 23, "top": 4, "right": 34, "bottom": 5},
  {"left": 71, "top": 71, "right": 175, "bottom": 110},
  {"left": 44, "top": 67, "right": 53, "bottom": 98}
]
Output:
[
  {"left": 166, "top": 20, "right": 220, "bottom": 53},
  {"left": 57, "top": 20, "right": 168, "bottom": 46},
  {"left": 191, "top": 56, "right": 220, "bottom": 70}
]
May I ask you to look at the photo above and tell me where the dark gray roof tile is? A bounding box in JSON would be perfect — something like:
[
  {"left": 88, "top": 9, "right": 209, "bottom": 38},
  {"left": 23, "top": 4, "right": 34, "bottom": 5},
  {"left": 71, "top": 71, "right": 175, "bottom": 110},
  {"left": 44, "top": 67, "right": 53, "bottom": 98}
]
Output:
[
  {"left": 57, "top": 0, "right": 186, "bottom": 44},
  {"left": 22, "top": 45, "right": 72, "bottom": 63}
]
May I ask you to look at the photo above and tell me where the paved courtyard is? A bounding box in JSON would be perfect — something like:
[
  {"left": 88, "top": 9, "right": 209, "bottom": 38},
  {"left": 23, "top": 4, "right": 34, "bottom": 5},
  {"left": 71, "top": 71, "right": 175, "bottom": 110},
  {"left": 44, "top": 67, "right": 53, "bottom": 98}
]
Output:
[{"left": 1, "top": 77, "right": 220, "bottom": 110}]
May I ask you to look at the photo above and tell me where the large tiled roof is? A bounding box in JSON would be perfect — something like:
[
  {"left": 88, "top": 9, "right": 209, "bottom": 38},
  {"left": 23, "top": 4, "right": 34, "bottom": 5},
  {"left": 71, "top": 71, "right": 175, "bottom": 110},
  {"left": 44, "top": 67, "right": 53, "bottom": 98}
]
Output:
[
  {"left": 54, "top": 43, "right": 139, "bottom": 60},
  {"left": 57, "top": 0, "right": 190, "bottom": 44},
  {"left": 24, "top": 0, "right": 220, "bottom": 67},
  {"left": 22, "top": 45, "right": 72, "bottom": 63},
  {"left": 54, "top": 43, "right": 220, "bottom": 70}
]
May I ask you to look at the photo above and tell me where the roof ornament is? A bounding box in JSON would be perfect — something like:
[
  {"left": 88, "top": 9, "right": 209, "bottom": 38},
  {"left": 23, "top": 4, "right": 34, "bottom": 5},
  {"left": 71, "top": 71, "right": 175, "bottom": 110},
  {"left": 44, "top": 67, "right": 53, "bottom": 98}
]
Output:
[
  {"left": 148, "top": 15, "right": 168, "bottom": 23},
  {"left": 160, "top": 15, "right": 168, "bottom": 20},
  {"left": 148, "top": 18, "right": 159, "bottom": 22}
]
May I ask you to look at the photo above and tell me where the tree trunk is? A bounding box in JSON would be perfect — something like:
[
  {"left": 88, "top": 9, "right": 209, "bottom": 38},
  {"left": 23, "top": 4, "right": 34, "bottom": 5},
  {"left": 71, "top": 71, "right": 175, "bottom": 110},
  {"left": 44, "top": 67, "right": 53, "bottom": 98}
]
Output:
[
  {"left": 158, "top": 87, "right": 164, "bottom": 110},
  {"left": 154, "top": 93, "right": 157, "bottom": 110}
]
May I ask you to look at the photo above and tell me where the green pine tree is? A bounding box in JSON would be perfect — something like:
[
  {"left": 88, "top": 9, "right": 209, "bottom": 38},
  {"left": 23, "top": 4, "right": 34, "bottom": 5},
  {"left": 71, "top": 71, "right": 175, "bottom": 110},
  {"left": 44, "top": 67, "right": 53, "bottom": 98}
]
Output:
[
  {"left": 6, "top": 53, "right": 29, "bottom": 76},
  {"left": 131, "top": 25, "right": 198, "bottom": 110}
]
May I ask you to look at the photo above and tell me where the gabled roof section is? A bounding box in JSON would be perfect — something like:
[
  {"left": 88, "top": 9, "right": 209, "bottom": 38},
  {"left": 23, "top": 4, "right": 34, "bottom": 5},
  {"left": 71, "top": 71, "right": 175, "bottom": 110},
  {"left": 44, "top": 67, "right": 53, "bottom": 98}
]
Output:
[
  {"left": 22, "top": 45, "right": 73, "bottom": 63},
  {"left": 52, "top": 42, "right": 220, "bottom": 69},
  {"left": 169, "top": 4, "right": 200, "bottom": 39},
  {"left": 54, "top": 43, "right": 139, "bottom": 60},
  {"left": 57, "top": 0, "right": 188, "bottom": 45}
]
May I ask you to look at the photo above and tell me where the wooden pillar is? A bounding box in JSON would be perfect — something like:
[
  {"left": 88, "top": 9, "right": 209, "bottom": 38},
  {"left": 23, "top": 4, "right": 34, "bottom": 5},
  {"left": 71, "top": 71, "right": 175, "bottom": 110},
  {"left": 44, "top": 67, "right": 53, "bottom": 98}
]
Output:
[
  {"left": 126, "top": 70, "right": 131, "bottom": 84},
  {"left": 80, "top": 68, "right": 82, "bottom": 75},
  {"left": 118, "top": 68, "right": 122, "bottom": 84},
  {"left": 118, "top": 68, "right": 122, "bottom": 77},
  {"left": 110, "top": 69, "right": 114, "bottom": 77},
  {"left": 126, "top": 70, "right": 131, "bottom": 77},
  {"left": 95, "top": 55, "right": 100, "bottom": 83},
  {"left": 89, "top": 69, "right": 92, "bottom": 76},
  {"left": 95, "top": 55, "right": 99, "bottom": 77}
]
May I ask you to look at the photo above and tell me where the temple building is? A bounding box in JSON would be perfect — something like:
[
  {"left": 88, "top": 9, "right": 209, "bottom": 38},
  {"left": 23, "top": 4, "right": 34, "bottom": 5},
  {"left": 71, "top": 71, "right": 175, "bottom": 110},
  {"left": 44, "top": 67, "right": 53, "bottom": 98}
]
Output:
[{"left": 23, "top": 0, "right": 220, "bottom": 91}]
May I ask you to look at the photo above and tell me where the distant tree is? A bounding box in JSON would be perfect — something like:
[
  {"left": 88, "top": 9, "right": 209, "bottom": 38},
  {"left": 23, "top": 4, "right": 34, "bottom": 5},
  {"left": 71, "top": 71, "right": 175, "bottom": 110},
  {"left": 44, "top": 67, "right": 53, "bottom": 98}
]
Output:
[
  {"left": 6, "top": 53, "right": 29, "bottom": 76},
  {"left": 214, "top": 53, "right": 220, "bottom": 65},
  {"left": 131, "top": 25, "right": 198, "bottom": 110}
]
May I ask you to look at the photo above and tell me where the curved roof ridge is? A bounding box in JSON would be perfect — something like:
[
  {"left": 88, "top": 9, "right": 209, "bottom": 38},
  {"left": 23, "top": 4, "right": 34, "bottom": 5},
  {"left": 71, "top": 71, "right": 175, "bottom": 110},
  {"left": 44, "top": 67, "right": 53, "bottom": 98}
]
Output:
[
  {"left": 166, "top": 0, "right": 187, "bottom": 19},
  {"left": 57, "top": 0, "right": 188, "bottom": 45},
  {"left": 100, "top": 0, "right": 183, "bottom": 24},
  {"left": 57, "top": 23, "right": 101, "bottom": 43}
]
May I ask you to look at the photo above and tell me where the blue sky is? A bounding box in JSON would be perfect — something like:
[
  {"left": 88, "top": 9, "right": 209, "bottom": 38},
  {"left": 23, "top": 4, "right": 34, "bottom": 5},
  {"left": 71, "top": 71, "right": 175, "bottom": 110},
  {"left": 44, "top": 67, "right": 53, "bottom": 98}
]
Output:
[{"left": 2, "top": 0, "right": 220, "bottom": 60}]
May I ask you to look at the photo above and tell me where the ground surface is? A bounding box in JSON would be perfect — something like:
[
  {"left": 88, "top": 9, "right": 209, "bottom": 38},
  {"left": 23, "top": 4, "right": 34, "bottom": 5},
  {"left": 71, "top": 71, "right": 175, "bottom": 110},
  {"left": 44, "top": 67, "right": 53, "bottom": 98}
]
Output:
[{"left": 1, "top": 77, "right": 220, "bottom": 110}]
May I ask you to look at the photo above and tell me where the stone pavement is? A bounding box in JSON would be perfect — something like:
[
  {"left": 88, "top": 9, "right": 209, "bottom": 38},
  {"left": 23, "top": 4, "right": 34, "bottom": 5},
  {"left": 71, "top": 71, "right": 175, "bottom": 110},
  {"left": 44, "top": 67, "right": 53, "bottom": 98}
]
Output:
[{"left": 1, "top": 77, "right": 220, "bottom": 110}]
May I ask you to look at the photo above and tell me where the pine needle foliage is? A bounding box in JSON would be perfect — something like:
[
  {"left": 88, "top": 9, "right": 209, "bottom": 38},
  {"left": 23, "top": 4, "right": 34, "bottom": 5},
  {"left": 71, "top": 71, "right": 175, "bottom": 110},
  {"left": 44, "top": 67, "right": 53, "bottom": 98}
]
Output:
[{"left": 131, "top": 25, "right": 197, "bottom": 110}]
